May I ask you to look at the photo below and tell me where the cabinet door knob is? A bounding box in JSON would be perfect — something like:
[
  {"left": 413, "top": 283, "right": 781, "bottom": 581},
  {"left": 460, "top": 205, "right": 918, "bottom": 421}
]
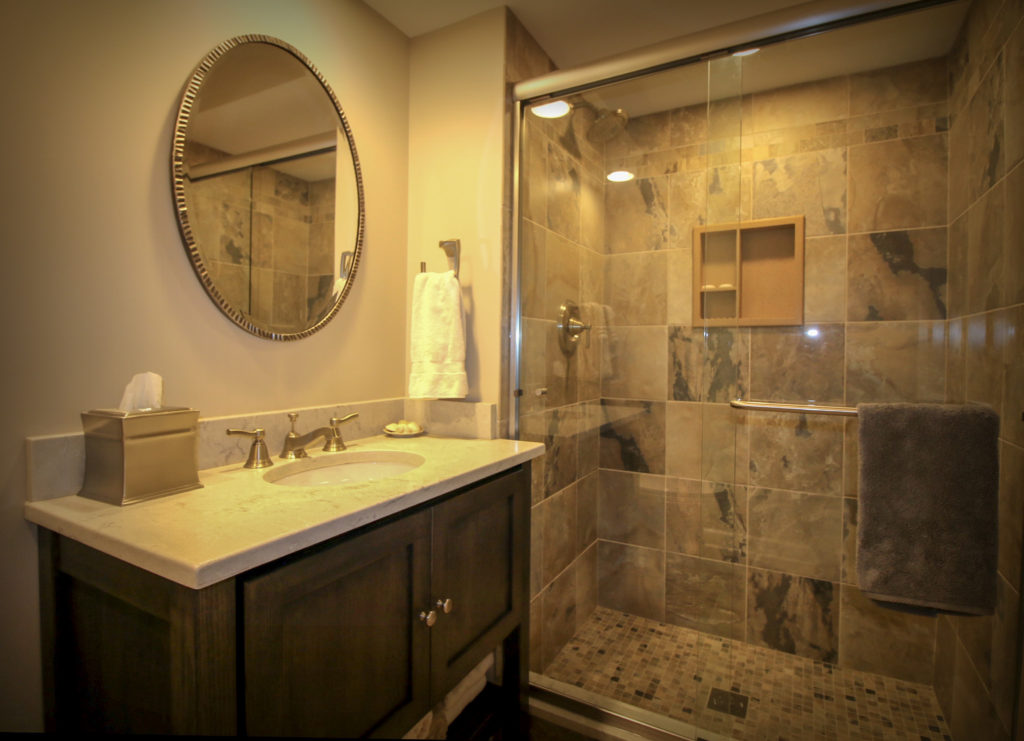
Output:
[
  {"left": 436, "top": 598, "right": 453, "bottom": 614},
  {"left": 419, "top": 610, "right": 437, "bottom": 627}
]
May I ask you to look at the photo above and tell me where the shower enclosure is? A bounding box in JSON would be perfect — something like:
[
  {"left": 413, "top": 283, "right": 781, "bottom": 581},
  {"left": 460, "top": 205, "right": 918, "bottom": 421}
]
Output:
[{"left": 514, "top": 1, "right": 1022, "bottom": 738}]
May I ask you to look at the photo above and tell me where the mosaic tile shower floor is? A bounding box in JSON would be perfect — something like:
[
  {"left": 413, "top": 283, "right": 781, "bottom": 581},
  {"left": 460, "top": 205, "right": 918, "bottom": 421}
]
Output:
[{"left": 544, "top": 607, "right": 952, "bottom": 741}]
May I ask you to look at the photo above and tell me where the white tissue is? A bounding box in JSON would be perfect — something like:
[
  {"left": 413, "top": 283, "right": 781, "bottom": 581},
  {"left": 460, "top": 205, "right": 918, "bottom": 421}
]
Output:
[{"left": 118, "top": 371, "right": 164, "bottom": 412}]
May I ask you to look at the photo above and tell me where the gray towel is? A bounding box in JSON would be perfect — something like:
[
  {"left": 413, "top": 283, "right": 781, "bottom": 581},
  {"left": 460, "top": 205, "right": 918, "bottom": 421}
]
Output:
[{"left": 856, "top": 402, "right": 999, "bottom": 615}]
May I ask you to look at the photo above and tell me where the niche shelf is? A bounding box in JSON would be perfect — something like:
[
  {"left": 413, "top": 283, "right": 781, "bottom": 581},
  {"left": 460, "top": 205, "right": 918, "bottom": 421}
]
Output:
[{"left": 693, "top": 215, "right": 805, "bottom": 326}]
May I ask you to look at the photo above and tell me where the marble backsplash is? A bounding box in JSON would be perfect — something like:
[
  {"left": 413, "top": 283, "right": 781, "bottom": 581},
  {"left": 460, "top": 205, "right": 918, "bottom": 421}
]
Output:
[{"left": 25, "top": 398, "right": 496, "bottom": 503}]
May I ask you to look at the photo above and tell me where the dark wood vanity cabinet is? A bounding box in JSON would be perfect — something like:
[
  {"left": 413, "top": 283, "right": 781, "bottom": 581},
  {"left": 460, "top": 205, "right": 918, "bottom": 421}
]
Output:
[{"left": 40, "top": 465, "right": 529, "bottom": 737}]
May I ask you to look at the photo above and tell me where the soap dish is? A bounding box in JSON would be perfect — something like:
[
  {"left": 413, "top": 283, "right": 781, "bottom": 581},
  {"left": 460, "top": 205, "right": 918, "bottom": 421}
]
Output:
[
  {"left": 384, "top": 421, "right": 425, "bottom": 438},
  {"left": 384, "top": 428, "right": 426, "bottom": 438}
]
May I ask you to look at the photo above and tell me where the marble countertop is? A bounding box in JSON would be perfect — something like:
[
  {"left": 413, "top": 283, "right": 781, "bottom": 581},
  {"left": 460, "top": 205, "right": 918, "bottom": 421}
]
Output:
[{"left": 25, "top": 434, "right": 544, "bottom": 590}]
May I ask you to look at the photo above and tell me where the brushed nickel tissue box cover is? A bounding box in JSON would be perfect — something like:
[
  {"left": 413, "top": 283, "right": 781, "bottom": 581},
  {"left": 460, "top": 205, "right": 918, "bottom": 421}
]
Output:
[{"left": 79, "top": 407, "right": 203, "bottom": 505}]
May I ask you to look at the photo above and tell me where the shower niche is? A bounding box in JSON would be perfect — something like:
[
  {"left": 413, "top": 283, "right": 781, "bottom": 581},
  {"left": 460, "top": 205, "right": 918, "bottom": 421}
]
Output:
[{"left": 693, "top": 215, "right": 805, "bottom": 326}]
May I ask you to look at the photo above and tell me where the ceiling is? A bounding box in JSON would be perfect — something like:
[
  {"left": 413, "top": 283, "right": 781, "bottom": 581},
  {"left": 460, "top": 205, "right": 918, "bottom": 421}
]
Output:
[
  {"left": 361, "top": 0, "right": 954, "bottom": 70},
  {"left": 364, "top": 0, "right": 968, "bottom": 117}
]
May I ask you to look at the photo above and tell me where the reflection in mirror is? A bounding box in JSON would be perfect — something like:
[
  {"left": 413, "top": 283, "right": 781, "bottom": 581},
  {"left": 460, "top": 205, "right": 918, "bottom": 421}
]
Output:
[{"left": 172, "top": 35, "right": 363, "bottom": 340}]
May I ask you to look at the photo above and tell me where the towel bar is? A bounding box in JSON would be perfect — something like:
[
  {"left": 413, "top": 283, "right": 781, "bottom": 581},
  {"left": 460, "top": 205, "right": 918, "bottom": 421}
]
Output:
[{"left": 730, "top": 399, "right": 857, "bottom": 417}]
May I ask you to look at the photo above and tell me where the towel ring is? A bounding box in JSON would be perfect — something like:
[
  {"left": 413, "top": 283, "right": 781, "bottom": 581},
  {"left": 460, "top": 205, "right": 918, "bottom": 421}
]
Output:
[{"left": 419, "top": 239, "right": 461, "bottom": 280}]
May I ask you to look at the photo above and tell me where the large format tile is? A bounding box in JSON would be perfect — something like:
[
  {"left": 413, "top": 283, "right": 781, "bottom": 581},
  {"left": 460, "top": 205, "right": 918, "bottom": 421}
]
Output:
[
  {"left": 546, "top": 142, "right": 581, "bottom": 242},
  {"left": 700, "top": 482, "right": 748, "bottom": 564},
  {"left": 665, "top": 553, "right": 746, "bottom": 640},
  {"left": 751, "top": 77, "right": 850, "bottom": 132},
  {"left": 542, "top": 482, "right": 578, "bottom": 584},
  {"left": 668, "top": 169, "right": 707, "bottom": 250},
  {"left": 520, "top": 219, "right": 546, "bottom": 320},
  {"left": 746, "top": 567, "right": 838, "bottom": 663},
  {"left": 1007, "top": 21, "right": 1024, "bottom": 170},
  {"left": 838, "top": 585, "right": 936, "bottom": 683},
  {"left": 597, "top": 541, "right": 665, "bottom": 621},
  {"left": 605, "top": 176, "right": 669, "bottom": 253},
  {"left": 848, "top": 134, "right": 947, "bottom": 232},
  {"left": 668, "top": 326, "right": 703, "bottom": 402},
  {"left": 752, "top": 148, "right": 847, "bottom": 236},
  {"left": 845, "top": 321, "right": 947, "bottom": 403},
  {"left": 520, "top": 406, "right": 580, "bottom": 498},
  {"left": 575, "top": 544, "right": 599, "bottom": 630},
  {"left": 600, "top": 400, "right": 666, "bottom": 474},
  {"left": 541, "top": 566, "right": 577, "bottom": 669},
  {"left": 803, "top": 235, "right": 846, "bottom": 323},
  {"left": 748, "top": 324, "right": 844, "bottom": 404},
  {"left": 665, "top": 248, "right": 693, "bottom": 327},
  {"left": 703, "top": 328, "right": 749, "bottom": 403},
  {"left": 967, "top": 55, "right": 1005, "bottom": 203},
  {"left": 950, "top": 634, "right": 1011, "bottom": 741},
  {"left": 965, "top": 308, "right": 1010, "bottom": 413},
  {"left": 747, "top": 487, "right": 842, "bottom": 581},
  {"left": 1005, "top": 164, "right": 1024, "bottom": 309},
  {"left": 665, "top": 402, "right": 701, "bottom": 479},
  {"left": 577, "top": 400, "right": 602, "bottom": 477},
  {"left": 701, "top": 403, "right": 745, "bottom": 485},
  {"left": 665, "top": 477, "right": 701, "bottom": 556},
  {"left": 543, "top": 229, "right": 580, "bottom": 321},
  {"left": 604, "top": 251, "right": 667, "bottom": 325},
  {"left": 947, "top": 213, "right": 969, "bottom": 319},
  {"left": 847, "top": 228, "right": 947, "bottom": 320},
  {"left": 597, "top": 469, "right": 665, "bottom": 549},
  {"left": 748, "top": 411, "right": 843, "bottom": 496},
  {"left": 967, "top": 180, "right": 1006, "bottom": 314},
  {"left": 841, "top": 497, "right": 857, "bottom": 585},
  {"left": 849, "top": 58, "right": 947, "bottom": 115},
  {"left": 602, "top": 326, "right": 668, "bottom": 401},
  {"left": 576, "top": 471, "right": 598, "bottom": 554},
  {"left": 543, "top": 321, "right": 578, "bottom": 409},
  {"left": 999, "top": 441, "right": 1024, "bottom": 591},
  {"left": 1004, "top": 306, "right": 1024, "bottom": 447}
]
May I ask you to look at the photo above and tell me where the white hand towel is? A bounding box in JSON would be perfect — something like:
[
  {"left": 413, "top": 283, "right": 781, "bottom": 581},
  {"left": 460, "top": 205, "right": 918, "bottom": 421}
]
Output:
[{"left": 409, "top": 270, "right": 468, "bottom": 399}]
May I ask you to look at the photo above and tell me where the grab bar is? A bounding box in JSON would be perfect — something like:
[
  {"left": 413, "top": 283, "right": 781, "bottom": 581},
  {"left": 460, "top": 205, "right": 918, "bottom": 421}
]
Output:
[{"left": 730, "top": 399, "right": 858, "bottom": 417}]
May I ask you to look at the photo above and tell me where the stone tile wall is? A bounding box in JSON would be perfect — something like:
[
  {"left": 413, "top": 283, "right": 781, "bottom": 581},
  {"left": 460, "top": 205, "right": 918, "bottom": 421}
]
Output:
[
  {"left": 932, "top": 1, "right": 1024, "bottom": 738},
  {"left": 185, "top": 143, "right": 336, "bottom": 333},
  {"left": 583, "top": 52, "right": 954, "bottom": 686},
  {"left": 520, "top": 102, "right": 606, "bottom": 672}
]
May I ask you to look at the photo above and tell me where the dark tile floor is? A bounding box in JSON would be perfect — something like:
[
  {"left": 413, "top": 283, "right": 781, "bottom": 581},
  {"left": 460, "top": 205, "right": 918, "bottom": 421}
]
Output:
[{"left": 543, "top": 607, "right": 952, "bottom": 741}]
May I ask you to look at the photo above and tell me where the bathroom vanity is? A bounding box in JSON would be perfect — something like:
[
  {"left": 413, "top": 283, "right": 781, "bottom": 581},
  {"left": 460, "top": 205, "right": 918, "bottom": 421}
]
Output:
[{"left": 27, "top": 435, "right": 542, "bottom": 737}]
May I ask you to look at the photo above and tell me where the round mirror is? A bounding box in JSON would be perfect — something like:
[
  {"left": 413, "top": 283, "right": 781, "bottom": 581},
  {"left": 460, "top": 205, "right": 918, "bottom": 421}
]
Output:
[{"left": 172, "top": 35, "right": 364, "bottom": 340}]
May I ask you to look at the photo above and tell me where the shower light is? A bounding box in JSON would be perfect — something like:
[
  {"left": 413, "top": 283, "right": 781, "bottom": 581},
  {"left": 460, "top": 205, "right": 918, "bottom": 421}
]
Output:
[
  {"left": 733, "top": 47, "right": 760, "bottom": 57},
  {"left": 805, "top": 327, "right": 820, "bottom": 338},
  {"left": 607, "top": 170, "right": 635, "bottom": 182},
  {"left": 531, "top": 100, "right": 572, "bottom": 118}
]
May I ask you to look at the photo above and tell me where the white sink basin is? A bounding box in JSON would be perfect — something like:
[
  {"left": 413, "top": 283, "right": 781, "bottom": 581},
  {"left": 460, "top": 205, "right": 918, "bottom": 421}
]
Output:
[{"left": 264, "top": 450, "right": 425, "bottom": 487}]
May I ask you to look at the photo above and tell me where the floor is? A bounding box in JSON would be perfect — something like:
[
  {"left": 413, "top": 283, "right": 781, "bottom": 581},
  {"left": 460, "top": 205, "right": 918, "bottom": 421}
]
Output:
[{"left": 543, "top": 607, "right": 953, "bottom": 741}]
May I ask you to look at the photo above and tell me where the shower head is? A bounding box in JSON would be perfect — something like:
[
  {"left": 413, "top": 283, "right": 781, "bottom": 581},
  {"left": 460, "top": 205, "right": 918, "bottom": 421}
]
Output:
[{"left": 587, "top": 107, "right": 628, "bottom": 143}]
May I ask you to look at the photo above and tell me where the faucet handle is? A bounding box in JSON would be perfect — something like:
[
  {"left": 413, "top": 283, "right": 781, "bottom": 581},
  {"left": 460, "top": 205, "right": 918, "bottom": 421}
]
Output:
[
  {"left": 324, "top": 412, "right": 359, "bottom": 452},
  {"left": 281, "top": 412, "right": 309, "bottom": 460},
  {"left": 226, "top": 427, "right": 274, "bottom": 469}
]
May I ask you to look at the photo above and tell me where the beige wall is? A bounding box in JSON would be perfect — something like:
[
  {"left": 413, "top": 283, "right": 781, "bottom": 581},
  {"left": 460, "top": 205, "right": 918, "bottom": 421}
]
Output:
[
  {"left": 406, "top": 8, "right": 507, "bottom": 405},
  {"left": 0, "top": 0, "right": 410, "bottom": 730}
]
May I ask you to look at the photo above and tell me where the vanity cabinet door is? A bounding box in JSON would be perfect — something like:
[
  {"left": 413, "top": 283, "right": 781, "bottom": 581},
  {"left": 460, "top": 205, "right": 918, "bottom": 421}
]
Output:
[
  {"left": 429, "top": 466, "right": 529, "bottom": 703},
  {"left": 243, "top": 509, "right": 432, "bottom": 739}
]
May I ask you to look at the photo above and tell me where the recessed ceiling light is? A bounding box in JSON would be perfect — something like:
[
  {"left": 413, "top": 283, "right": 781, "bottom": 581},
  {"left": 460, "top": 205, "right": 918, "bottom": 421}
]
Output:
[
  {"left": 606, "top": 170, "right": 635, "bottom": 182},
  {"left": 732, "top": 48, "right": 760, "bottom": 57},
  {"left": 531, "top": 100, "right": 572, "bottom": 119}
]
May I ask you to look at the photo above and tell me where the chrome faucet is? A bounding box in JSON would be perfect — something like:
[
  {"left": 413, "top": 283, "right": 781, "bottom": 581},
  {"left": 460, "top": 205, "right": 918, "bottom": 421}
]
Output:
[{"left": 280, "top": 412, "right": 360, "bottom": 460}]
